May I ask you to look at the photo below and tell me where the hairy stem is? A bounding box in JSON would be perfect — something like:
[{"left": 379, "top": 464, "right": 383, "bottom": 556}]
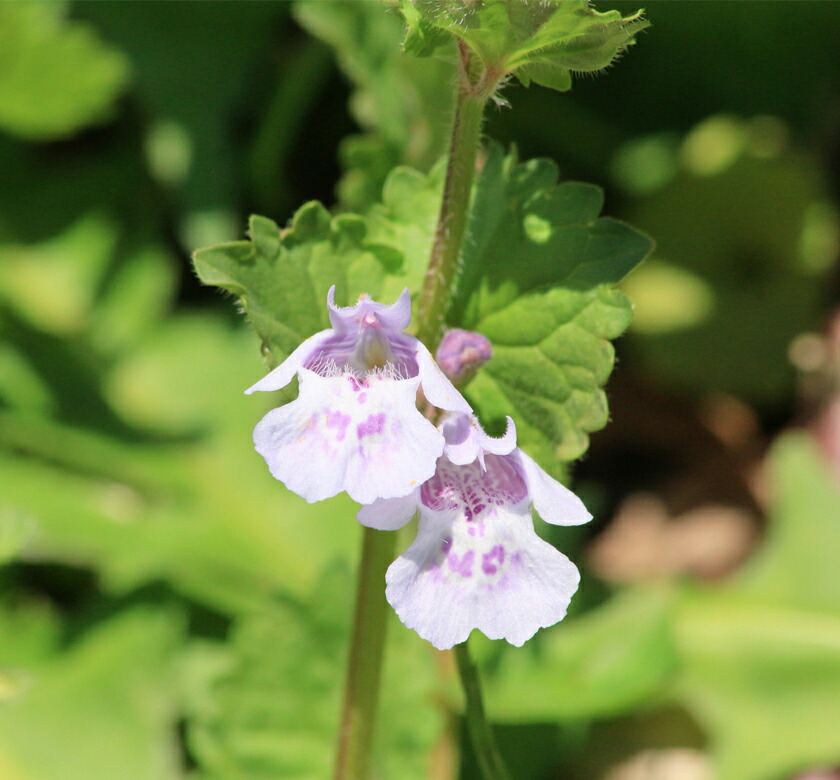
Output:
[
  {"left": 333, "top": 526, "right": 398, "bottom": 780},
  {"left": 416, "top": 43, "right": 488, "bottom": 352},
  {"left": 455, "top": 640, "right": 512, "bottom": 780}
]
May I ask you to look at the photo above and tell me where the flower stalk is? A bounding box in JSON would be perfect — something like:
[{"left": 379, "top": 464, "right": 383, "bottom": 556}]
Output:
[
  {"left": 333, "top": 38, "right": 511, "bottom": 780},
  {"left": 416, "top": 40, "right": 515, "bottom": 780},
  {"left": 416, "top": 42, "right": 492, "bottom": 352},
  {"left": 333, "top": 526, "right": 398, "bottom": 780},
  {"left": 455, "top": 640, "right": 512, "bottom": 780}
]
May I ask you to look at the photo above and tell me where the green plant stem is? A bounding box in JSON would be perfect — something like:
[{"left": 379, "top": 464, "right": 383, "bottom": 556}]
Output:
[
  {"left": 455, "top": 640, "right": 512, "bottom": 780},
  {"left": 333, "top": 41, "right": 499, "bottom": 780},
  {"left": 333, "top": 526, "right": 398, "bottom": 780},
  {"left": 416, "top": 45, "right": 488, "bottom": 352}
]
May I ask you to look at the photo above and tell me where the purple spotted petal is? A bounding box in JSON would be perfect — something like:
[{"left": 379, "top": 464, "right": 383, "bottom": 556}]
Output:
[
  {"left": 384, "top": 411, "right": 590, "bottom": 648},
  {"left": 420, "top": 453, "right": 528, "bottom": 515},
  {"left": 253, "top": 370, "right": 442, "bottom": 504},
  {"left": 386, "top": 501, "right": 580, "bottom": 649}
]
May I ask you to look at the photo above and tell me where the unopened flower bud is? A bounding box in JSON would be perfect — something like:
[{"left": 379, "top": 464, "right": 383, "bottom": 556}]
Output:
[{"left": 436, "top": 329, "right": 492, "bottom": 387}]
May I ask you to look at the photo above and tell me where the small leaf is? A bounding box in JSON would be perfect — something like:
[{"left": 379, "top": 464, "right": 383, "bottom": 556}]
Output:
[
  {"left": 193, "top": 208, "right": 393, "bottom": 368},
  {"left": 517, "top": 62, "right": 573, "bottom": 92},
  {"left": 397, "top": 0, "right": 648, "bottom": 93}
]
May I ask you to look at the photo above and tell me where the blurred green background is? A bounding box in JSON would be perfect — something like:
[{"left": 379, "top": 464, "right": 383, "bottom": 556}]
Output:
[{"left": 2, "top": 2, "right": 840, "bottom": 779}]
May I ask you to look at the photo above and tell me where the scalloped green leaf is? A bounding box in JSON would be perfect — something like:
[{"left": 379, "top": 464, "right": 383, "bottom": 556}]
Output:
[
  {"left": 398, "top": 0, "right": 648, "bottom": 92},
  {"left": 192, "top": 207, "right": 395, "bottom": 369},
  {"left": 458, "top": 146, "right": 653, "bottom": 466}
]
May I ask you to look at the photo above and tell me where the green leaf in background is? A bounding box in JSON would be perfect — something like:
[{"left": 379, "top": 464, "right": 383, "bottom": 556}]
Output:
[
  {"left": 483, "top": 586, "right": 678, "bottom": 721},
  {"left": 620, "top": 115, "right": 840, "bottom": 406},
  {"left": 0, "top": 608, "right": 184, "bottom": 780},
  {"left": 675, "top": 434, "right": 840, "bottom": 780},
  {"left": 0, "top": 599, "right": 61, "bottom": 674},
  {"left": 188, "top": 564, "right": 445, "bottom": 780},
  {"left": 293, "top": 0, "right": 454, "bottom": 168},
  {"left": 457, "top": 146, "right": 653, "bottom": 466},
  {"left": 0, "top": 314, "right": 360, "bottom": 612},
  {"left": 75, "top": 1, "right": 288, "bottom": 247},
  {"left": 0, "top": 509, "right": 36, "bottom": 566},
  {"left": 399, "top": 0, "right": 648, "bottom": 93},
  {"left": 0, "top": 213, "right": 117, "bottom": 337},
  {"left": 741, "top": 434, "right": 840, "bottom": 612},
  {"left": 293, "top": 0, "right": 454, "bottom": 211},
  {"left": 0, "top": 208, "right": 363, "bottom": 613},
  {"left": 0, "top": 1, "right": 128, "bottom": 140},
  {"left": 677, "top": 594, "right": 840, "bottom": 780}
]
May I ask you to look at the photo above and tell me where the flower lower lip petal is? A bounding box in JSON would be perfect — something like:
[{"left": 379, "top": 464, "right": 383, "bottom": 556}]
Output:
[
  {"left": 386, "top": 503, "right": 581, "bottom": 650},
  {"left": 383, "top": 411, "right": 591, "bottom": 648},
  {"left": 253, "top": 370, "right": 444, "bottom": 504}
]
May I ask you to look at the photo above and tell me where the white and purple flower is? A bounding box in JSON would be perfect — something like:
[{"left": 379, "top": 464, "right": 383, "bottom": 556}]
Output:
[
  {"left": 358, "top": 413, "right": 592, "bottom": 649},
  {"left": 246, "top": 288, "right": 470, "bottom": 505}
]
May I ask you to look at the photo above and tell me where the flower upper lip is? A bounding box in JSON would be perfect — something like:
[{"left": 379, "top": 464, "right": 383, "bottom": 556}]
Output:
[{"left": 359, "top": 311, "right": 380, "bottom": 329}]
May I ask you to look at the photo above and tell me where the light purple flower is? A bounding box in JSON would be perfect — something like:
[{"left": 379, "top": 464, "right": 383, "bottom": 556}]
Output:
[
  {"left": 358, "top": 413, "right": 592, "bottom": 649},
  {"left": 246, "top": 288, "right": 470, "bottom": 505}
]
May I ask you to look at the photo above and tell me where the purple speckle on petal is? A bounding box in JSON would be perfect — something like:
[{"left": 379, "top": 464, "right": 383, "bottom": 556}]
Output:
[
  {"left": 357, "top": 412, "right": 386, "bottom": 439},
  {"left": 447, "top": 549, "right": 474, "bottom": 578},
  {"left": 481, "top": 545, "right": 505, "bottom": 576},
  {"left": 325, "top": 410, "right": 351, "bottom": 441},
  {"left": 357, "top": 392, "right": 367, "bottom": 404},
  {"left": 347, "top": 375, "right": 369, "bottom": 393},
  {"left": 440, "top": 536, "right": 452, "bottom": 554}
]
